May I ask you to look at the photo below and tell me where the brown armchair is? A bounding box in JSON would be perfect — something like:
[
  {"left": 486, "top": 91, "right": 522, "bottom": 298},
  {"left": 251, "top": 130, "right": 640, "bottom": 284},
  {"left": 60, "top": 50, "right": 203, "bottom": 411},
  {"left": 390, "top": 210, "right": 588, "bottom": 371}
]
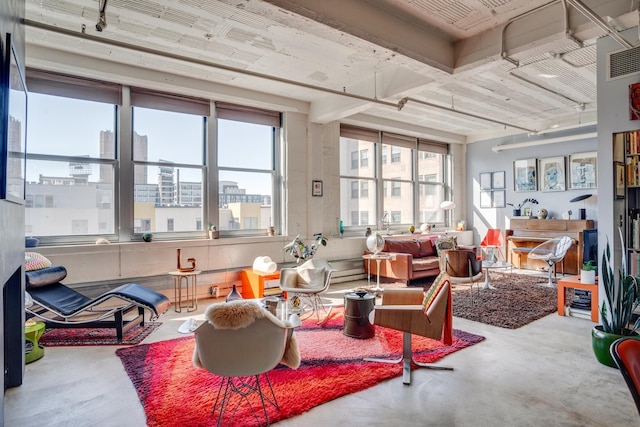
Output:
[
  {"left": 365, "top": 274, "right": 454, "bottom": 384},
  {"left": 443, "top": 249, "right": 483, "bottom": 301}
]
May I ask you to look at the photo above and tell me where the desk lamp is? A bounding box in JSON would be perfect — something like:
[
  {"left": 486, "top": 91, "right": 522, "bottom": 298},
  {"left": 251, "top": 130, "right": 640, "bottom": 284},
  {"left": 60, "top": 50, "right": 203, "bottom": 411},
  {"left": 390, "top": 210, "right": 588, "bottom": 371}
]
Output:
[
  {"left": 569, "top": 194, "right": 593, "bottom": 220},
  {"left": 440, "top": 200, "right": 456, "bottom": 230}
]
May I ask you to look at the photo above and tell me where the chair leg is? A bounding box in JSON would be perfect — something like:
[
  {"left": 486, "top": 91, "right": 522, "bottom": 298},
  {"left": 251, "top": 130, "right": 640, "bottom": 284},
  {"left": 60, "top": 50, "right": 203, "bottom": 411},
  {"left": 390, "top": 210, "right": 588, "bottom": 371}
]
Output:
[
  {"left": 364, "top": 332, "right": 453, "bottom": 385},
  {"left": 212, "top": 374, "right": 277, "bottom": 427}
]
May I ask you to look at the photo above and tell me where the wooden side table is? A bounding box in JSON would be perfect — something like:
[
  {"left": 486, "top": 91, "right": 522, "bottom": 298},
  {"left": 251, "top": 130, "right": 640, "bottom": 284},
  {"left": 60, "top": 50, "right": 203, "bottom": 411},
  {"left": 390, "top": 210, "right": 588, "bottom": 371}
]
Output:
[
  {"left": 25, "top": 321, "right": 45, "bottom": 364},
  {"left": 241, "top": 269, "right": 281, "bottom": 298},
  {"left": 169, "top": 270, "right": 201, "bottom": 312},
  {"left": 557, "top": 275, "right": 598, "bottom": 322}
]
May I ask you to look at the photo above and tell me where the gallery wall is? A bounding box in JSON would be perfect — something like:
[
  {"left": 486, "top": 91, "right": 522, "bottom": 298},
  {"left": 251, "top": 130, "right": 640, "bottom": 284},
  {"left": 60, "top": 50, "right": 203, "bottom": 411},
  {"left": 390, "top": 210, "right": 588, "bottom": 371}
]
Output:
[{"left": 465, "top": 126, "right": 598, "bottom": 243}]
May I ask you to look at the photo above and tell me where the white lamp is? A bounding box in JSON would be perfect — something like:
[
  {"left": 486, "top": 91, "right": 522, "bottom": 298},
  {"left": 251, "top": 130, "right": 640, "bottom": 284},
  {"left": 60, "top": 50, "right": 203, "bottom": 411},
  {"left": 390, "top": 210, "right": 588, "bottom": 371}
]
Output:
[{"left": 440, "top": 200, "right": 456, "bottom": 230}]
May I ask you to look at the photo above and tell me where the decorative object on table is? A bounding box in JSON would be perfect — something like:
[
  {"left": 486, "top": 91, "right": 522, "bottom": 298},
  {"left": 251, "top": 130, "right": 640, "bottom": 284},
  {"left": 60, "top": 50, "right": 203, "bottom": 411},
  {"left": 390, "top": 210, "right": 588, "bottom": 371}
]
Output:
[
  {"left": 409, "top": 225, "right": 415, "bottom": 233},
  {"left": 536, "top": 208, "right": 548, "bottom": 219},
  {"left": 507, "top": 198, "right": 538, "bottom": 217},
  {"left": 365, "top": 227, "right": 372, "bottom": 237},
  {"left": 568, "top": 151, "right": 597, "bottom": 189},
  {"left": 95, "top": 237, "right": 110, "bottom": 244},
  {"left": 513, "top": 158, "right": 537, "bottom": 192},
  {"left": 339, "top": 220, "right": 344, "bottom": 236},
  {"left": 420, "top": 223, "right": 432, "bottom": 233},
  {"left": 539, "top": 156, "right": 567, "bottom": 192},
  {"left": 268, "top": 226, "right": 275, "bottom": 236},
  {"left": 570, "top": 193, "right": 593, "bottom": 220},
  {"left": 176, "top": 248, "right": 196, "bottom": 272},
  {"left": 208, "top": 224, "right": 219, "bottom": 239},
  {"left": 312, "top": 180, "right": 323, "bottom": 196},
  {"left": 225, "top": 284, "right": 243, "bottom": 302},
  {"left": 592, "top": 228, "right": 640, "bottom": 367},
  {"left": 142, "top": 233, "right": 153, "bottom": 242},
  {"left": 252, "top": 255, "right": 277, "bottom": 274},
  {"left": 580, "top": 260, "right": 597, "bottom": 285},
  {"left": 366, "top": 232, "right": 385, "bottom": 255},
  {"left": 283, "top": 233, "right": 328, "bottom": 263}
]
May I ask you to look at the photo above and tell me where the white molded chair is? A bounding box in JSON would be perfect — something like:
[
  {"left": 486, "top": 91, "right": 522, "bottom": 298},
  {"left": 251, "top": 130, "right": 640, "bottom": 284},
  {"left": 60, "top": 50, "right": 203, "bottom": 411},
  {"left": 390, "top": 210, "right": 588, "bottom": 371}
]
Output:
[
  {"left": 279, "top": 258, "right": 333, "bottom": 324},
  {"left": 527, "top": 236, "right": 573, "bottom": 287},
  {"left": 193, "top": 301, "right": 300, "bottom": 427}
]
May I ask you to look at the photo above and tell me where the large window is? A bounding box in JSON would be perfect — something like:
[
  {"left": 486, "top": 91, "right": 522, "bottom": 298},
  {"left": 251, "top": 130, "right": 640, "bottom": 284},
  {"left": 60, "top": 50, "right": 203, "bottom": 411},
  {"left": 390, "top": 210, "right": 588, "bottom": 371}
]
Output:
[
  {"left": 339, "top": 125, "right": 449, "bottom": 233},
  {"left": 24, "top": 70, "right": 282, "bottom": 243}
]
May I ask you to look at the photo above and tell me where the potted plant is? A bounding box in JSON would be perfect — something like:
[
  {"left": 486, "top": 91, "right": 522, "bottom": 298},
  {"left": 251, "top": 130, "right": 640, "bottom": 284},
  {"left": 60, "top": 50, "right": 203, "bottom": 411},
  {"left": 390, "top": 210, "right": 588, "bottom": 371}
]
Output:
[
  {"left": 580, "top": 260, "right": 597, "bottom": 284},
  {"left": 208, "top": 224, "right": 219, "bottom": 239},
  {"left": 283, "top": 233, "right": 327, "bottom": 263},
  {"left": 591, "top": 229, "right": 640, "bottom": 367},
  {"left": 507, "top": 198, "right": 538, "bottom": 217}
]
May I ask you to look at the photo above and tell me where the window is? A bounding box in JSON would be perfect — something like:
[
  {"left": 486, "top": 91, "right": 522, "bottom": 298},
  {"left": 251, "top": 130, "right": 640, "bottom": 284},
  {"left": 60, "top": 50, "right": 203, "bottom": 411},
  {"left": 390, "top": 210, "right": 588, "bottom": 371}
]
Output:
[
  {"left": 351, "top": 151, "right": 358, "bottom": 169},
  {"left": 360, "top": 149, "right": 369, "bottom": 168},
  {"left": 167, "top": 218, "right": 174, "bottom": 232},
  {"left": 350, "top": 211, "right": 359, "bottom": 226},
  {"left": 339, "top": 125, "right": 449, "bottom": 233},
  {"left": 351, "top": 181, "right": 358, "bottom": 199}
]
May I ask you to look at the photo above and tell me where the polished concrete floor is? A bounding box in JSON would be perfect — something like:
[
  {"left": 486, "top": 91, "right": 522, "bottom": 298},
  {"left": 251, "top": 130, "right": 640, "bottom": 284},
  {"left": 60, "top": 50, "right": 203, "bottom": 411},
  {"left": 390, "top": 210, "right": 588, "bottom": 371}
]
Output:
[{"left": 5, "top": 275, "right": 639, "bottom": 427}]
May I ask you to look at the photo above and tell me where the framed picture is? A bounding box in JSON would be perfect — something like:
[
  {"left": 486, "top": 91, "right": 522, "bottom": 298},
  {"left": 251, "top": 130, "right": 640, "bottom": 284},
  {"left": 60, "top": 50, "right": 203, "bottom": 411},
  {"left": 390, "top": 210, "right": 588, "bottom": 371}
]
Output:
[
  {"left": 312, "top": 180, "right": 323, "bottom": 196},
  {"left": 480, "top": 190, "right": 492, "bottom": 208},
  {"left": 492, "top": 190, "right": 506, "bottom": 208},
  {"left": 616, "top": 161, "right": 626, "bottom": 199},
  {"left": 513, "top": 159, "right": 537, "bottom": 192},
  {"left": 568, "top": 151, "right": 597, "bottom": 189},
  {"left": 492, "top": 171, "right": 505, "bottom": 189},
  {"left": 631, "top": 82, "right": 640, "bottom": 120},
  {"left": 539, "top": 156, "right": 566, "bottom": 192},
  {"left": 1, "top": 33, "right": 27, "bottom": 204},
  {"left": 479, "top": 172, "right": 492, "bottom": 190}
]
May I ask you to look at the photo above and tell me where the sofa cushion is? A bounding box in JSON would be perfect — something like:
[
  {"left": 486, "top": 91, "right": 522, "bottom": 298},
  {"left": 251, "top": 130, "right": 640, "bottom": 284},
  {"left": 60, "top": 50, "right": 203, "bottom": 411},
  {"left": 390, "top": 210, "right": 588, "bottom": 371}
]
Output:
[
  {"left": 25, "top": 265, "right": 67, "bottom": 289},
  {"left": 434, "top": 236, "right": 458, "bottom": 254},
  {"left": 412, "top": 257, "right": 440, "bottom": 271},
  {"left": 383, "top": 240, "right": 420, "bottom": 258},
  {"left": 417, "top": 239, "right": 436, "bottom": 257}
]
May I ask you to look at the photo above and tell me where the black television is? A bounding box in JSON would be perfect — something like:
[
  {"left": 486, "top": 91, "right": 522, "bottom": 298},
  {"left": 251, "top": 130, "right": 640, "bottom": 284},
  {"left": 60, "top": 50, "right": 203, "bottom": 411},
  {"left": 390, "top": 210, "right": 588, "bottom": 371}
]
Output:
[{"left": 583, "top": 228, "right": 598, "bottom": 267}]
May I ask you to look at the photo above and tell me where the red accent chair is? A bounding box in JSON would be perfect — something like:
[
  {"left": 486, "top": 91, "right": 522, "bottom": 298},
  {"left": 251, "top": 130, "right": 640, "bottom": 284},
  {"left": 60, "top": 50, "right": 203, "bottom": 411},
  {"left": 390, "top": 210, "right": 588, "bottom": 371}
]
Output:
[
  {"left": 611, "top": 337, "right": 640, "bottom": 416},
  {"left": 480, "top": 228, "right": 505, "bottom": 262}
]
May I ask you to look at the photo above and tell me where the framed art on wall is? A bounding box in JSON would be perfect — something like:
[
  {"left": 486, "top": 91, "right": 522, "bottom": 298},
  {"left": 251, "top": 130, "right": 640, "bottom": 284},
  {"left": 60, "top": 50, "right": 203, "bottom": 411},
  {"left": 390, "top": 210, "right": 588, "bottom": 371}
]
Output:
[
  {"left": 492, "top": 171, "right": 505, "bottom": 189},
  {"left": 513, "top": 159, "right": 537, "bottom": 192},
  {"left": 492, "top": 190, "right": 506, "bottom": 208},
  {"left": 479, "top": 172, "right": 492, "bottom": 190},
  {"left": 539, "top": 156, "right": 566, "bottom": 192},
  {"left": 568, "top": 151, "right": 597, "bottom": 189},
  {"left": 312, "top": 180, "right": 323, "bottom": 196},
  {"left": 1, "top": 33, "right": 27, "bottom": 204},
  {"left": 480, "top": 190, "right": 492, "bottom": 208},
  {"left": 616, "top": 161, "right": 625, "bottom": 199}
]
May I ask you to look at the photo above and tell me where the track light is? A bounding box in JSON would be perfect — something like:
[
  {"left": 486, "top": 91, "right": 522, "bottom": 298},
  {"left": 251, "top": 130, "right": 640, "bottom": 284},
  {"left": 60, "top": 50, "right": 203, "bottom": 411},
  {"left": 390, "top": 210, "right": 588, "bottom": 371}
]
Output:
[{"left": 96, "top": 0, "right": 108, "bottom": 32}]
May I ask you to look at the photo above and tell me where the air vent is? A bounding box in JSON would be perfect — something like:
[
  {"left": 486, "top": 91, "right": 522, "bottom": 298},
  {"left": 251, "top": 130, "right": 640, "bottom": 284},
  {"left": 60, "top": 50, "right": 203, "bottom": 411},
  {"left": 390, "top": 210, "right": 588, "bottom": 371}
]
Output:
[{"left": 608, "top": 45, "right": 640, "bottom": 81}]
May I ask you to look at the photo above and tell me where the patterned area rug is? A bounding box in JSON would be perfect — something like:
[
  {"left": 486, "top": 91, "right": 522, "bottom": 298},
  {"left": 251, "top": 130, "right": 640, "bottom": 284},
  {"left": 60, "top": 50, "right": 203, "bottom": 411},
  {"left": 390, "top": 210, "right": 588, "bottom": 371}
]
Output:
[
  {"left": 116, "top": 309, "right": 484, "bottom": 427},
  {"left": 40, "top": 322, "right": 162, "bottom": 346}
]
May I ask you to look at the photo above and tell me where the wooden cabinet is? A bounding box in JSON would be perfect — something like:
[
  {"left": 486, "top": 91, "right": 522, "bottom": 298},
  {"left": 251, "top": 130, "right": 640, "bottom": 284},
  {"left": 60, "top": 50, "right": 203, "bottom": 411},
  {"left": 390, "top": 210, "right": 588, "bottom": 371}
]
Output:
[{"left": 241, "top": 269, "right": 281, "bottom": 299}]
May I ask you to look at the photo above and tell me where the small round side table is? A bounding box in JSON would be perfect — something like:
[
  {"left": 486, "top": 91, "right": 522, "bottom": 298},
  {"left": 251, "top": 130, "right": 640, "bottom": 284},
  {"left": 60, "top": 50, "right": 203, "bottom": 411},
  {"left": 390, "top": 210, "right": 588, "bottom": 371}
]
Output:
[
  {"left": 343, "top": 292, "right": 376, "bottom": 339},
  {"left": 25, "top": 321, "right": 45, "bottom": 364},
  {"left": 169, "top": 270, "right": 201, "bottom": 312}
]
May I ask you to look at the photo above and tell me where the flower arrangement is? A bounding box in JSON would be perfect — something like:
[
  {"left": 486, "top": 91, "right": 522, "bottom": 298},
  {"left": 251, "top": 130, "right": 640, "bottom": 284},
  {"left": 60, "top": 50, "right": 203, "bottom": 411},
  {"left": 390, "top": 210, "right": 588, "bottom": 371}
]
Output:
[
  {"left": 283, "top": 233, "right": 328, "bottom": 263},
  {"left": 507, "top": 198, "right": 538, "bottom": 209}
]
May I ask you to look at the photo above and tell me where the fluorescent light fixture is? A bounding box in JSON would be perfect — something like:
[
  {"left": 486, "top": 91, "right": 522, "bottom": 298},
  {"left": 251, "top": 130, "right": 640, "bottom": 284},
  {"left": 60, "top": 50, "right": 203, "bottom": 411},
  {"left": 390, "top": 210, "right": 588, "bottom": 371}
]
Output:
[{"left": 491, "top": 132, "right": 597, "bottom": 152}]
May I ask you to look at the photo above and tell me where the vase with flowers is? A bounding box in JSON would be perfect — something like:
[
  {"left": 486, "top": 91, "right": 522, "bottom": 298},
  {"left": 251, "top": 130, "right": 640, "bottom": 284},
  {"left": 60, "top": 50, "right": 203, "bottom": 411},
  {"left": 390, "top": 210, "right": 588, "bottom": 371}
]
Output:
[
  {"left": 283, "top": 233, "right": 328, "bottom": 263},
  {"left": 507, "top": 198, "right": 538, "bottom": 217}
]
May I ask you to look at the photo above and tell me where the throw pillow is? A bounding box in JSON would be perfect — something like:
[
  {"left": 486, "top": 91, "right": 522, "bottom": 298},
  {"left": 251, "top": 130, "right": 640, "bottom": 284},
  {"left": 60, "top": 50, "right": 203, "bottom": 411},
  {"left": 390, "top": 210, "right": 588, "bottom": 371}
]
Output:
[
  {"left": 434, "top": 236, "right": 458, "bottom": 254},
  {"left": 417, "top": 239, "right": 435, "bottom": 257},
  {"left": 297, "top": 268, "right": 326, "bottom": 288},
  {"left": 24, "top": 252, "right": 52, "bottom": 271},
  {"left": 25, "top": 265, "right": 67, "bottom": 288},
  {"left": 422, "top": 273, "right": 449, "bottom": 314}
]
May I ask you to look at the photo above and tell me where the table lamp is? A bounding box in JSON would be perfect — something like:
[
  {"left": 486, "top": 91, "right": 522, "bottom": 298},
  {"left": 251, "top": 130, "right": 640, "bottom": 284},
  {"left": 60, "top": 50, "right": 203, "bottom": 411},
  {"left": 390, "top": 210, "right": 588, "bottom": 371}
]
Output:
[
  {"left": 440, "top": 200, "right": 456, "bottom": 230},
  {"left": 569, "top": 194, "right": 593, "bottom": 220}
]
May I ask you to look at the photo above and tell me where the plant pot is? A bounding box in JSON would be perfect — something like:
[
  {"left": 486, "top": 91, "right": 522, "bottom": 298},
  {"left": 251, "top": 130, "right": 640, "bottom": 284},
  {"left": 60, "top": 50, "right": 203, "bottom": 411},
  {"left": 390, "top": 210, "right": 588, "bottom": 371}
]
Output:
[
  {"left": 591, "top": 325, "right": 640, "bottom": 368},
  {"left": 580, "top": 269, "right": 596, "bottom": 284},
  {"left": 208, "top": 230, "right": 219, "bottom": 239},
  {"left": 512, "top": 209, "right": 521, "bottom": 217}
]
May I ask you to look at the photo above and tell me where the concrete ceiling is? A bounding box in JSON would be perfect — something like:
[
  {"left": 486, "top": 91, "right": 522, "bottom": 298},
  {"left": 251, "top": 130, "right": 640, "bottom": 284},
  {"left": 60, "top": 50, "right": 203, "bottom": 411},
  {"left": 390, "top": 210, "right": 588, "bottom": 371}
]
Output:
[{"left": 23, "top": 0, "right": 639, "bottom": 143}]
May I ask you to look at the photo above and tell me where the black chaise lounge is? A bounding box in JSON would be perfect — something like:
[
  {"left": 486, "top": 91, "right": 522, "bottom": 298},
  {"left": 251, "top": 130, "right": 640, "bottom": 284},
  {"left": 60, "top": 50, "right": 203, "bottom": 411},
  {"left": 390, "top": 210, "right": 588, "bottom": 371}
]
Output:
[{"left": 25, "top": 266, "right": 171, "bottom": 342}]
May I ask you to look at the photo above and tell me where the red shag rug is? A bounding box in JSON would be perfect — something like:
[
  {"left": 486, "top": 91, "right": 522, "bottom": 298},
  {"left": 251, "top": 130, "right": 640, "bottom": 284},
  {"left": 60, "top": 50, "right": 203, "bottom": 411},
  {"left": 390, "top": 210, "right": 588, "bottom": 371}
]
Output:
[
  {"left": 116, "top": 310, "right": 484, "bottom": 426},
  {"left": 40, "top": 322, "right": 162, "bottom": 346}
]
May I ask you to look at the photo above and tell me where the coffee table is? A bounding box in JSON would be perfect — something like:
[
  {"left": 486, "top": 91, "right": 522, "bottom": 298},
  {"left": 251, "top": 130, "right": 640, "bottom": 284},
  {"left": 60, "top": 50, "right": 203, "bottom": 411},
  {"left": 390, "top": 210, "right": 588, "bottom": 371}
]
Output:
[{"left": 481, "top": 260, "right": 512, "bottom": 290}]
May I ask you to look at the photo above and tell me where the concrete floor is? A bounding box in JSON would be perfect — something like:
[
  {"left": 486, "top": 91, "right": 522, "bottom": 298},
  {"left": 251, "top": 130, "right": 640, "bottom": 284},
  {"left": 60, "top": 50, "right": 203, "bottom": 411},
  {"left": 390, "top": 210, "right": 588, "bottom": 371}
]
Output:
[{"left": 5, "top": 276, "right": 639, "bottom": 427}]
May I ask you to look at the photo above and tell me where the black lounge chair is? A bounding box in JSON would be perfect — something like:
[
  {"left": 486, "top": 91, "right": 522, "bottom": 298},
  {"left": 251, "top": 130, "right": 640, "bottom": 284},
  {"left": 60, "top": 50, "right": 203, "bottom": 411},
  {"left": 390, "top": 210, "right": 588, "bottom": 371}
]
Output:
[{"left": 25, "top": 266, "right": 171, "bottom": 342}]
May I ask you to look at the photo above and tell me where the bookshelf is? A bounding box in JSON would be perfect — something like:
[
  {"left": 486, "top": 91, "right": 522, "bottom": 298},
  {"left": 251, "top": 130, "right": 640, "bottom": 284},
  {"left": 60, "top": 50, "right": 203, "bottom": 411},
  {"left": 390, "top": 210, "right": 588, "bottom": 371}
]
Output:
[{"left": 616, "top": 130, "right": 640, "bottom": 275}]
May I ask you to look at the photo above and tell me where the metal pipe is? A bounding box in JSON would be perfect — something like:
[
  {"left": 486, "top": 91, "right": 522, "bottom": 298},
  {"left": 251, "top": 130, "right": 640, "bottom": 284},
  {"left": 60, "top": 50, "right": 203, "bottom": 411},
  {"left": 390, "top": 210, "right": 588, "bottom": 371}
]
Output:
[{"left": 565, "top": 0, "right": 633, "bottom": 49}]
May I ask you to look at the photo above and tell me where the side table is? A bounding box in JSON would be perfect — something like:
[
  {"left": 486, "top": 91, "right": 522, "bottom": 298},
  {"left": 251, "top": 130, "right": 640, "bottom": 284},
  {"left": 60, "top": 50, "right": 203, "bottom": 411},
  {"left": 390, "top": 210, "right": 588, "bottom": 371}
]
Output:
[
  {"left": 363, "top": 253, "right": 394, "bottom": 292},
  {"left": 25, "top": 321, "right": 45, "bottom": 364},
  {"left": 169, "top": 270, "right": 201, "bottom": 313},
  {"left": 344, "top": 292, "right": 376, "bottom": 339},
  {"left": 481, "top": 260, "right": 512, "bottom": 290},
  {"left": 557, "top": 275, "right": 598, "bottom": 322}
]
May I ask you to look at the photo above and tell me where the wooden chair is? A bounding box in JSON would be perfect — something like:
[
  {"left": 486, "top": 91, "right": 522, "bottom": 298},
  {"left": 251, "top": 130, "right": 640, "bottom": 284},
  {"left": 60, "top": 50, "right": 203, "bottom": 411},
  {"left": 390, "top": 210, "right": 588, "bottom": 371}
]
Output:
[
  {"left": 443, "top": 249, "right": 483, "bottom": 302},
  {"left": 365, "top": 274, "right": 454, "bottom": 385}
]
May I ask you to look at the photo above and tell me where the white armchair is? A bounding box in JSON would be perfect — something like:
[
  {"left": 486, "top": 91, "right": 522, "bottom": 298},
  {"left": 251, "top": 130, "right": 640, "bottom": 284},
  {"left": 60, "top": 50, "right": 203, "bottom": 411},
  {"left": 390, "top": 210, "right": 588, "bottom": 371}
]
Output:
[{"left": 279, "top": 258, "right": 333, "bottom": 324}]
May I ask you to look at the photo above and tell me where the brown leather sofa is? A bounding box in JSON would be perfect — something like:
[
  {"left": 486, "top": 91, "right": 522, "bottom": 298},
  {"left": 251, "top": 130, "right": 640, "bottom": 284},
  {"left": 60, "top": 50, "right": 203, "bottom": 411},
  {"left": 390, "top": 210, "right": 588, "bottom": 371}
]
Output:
[{"left": 364, "top": 237, "right": 441, "bottom": 284}]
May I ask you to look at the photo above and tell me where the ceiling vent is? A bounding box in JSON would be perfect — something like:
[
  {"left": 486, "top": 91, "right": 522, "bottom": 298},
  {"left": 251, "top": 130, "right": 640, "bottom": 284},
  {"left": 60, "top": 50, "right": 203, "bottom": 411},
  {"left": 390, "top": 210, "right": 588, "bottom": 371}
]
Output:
[{"left": 608, "top": 45, "right": 640, "bottom": 81}]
